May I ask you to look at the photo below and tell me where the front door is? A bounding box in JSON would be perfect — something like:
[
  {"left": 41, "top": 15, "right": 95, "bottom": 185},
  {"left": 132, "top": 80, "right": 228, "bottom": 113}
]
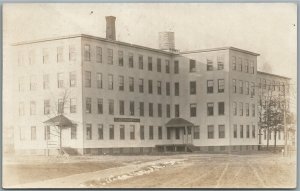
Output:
[{"left": 183, "top": 126, "right": 193, "bottom": 144}]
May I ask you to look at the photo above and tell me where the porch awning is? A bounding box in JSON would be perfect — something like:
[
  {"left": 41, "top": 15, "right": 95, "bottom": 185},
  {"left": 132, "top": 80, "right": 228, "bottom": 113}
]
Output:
[
  {"left": 165, "top": 118, "right": 194, "bottom": 127},
  {"left": 43, "top": 115, "right": 74, "bottom": 127}
]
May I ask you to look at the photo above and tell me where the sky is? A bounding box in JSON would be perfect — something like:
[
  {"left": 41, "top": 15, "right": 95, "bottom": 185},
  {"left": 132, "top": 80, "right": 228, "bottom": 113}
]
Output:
[{"left": 3, "top": 3, "right": 297, "bottom": 123}]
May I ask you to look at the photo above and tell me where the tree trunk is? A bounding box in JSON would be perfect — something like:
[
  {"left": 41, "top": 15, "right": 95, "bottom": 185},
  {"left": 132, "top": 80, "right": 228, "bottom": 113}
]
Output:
[
  {"left": 266, "top": 128, "right": 269, "bottom": 149},
  {"left": 59, "top": 126, "right": 62, "bottom": 155},
  {"left": 274, "top": 130, "right": 277, "bottom": 148}
]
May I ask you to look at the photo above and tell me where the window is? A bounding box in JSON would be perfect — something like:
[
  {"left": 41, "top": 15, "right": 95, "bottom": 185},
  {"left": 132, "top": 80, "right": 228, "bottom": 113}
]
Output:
[
  {"left": 29, "top": 76, "right": 37, "bottom": 91},
  {"left": 30, "top": 101, "right": 36, "bottom": 115},
  {"left": 218, "top": 125, "right": 225, "bottom": 138},
  {"left": 109, "top": 99, "right": 114, "bottom": 115},
  {"left": 108, "top": 49, "right": 113, "bottom": 65},
  {"left": 218, "top": 102, "right": 225, "bottom": 115},
  {"left": 108, "top": 74, "right": 113, "bottom": 90},
  {"left": 44, "top": 100, "right": 50, "bottom": 115},
  {"left": 130, "top": 125, "right": 135, "bottom": 140},
  {"left": 118, "top": 51, "right": 124, "bottom": 66},
  {"left": 120, "top": 125, "right": 125, "bottom": 140},
  {"left": 190, "top": 81, "right": 196, "bottom": 95},
  {"left": 207, "top": 59, "right": 213, "bottom": 71},
  {"left": 138, "top": 55, "right": 143, "bottom": 69},
  {"left": 157, "top": 58, "right": 161, "bottom": 72},
  {"left": 246, "top": 125, "right": 250, "bottom": 138},
  {"left": 139, "top": 102, "right": 144, "bottom": 117},
  {"left": 233, "top": 124, "right": 237, "bottom": 138},
  {"left": 245, "top": 59, "right": 249, "bottom": 73},
  {"left": 43, "top": 49, "right": 49, "bottom": 64},
  {"left": 148, "top": 57, "right": 152, "bottom": 71},
  {"left": 174, "top": 82, "right": 179, "bottom": 96},
  {"left": 239, "top": 80, "right": 243, "bottom": 94},
  {"left": 119, "top": 100, "right": 125, "bottom": 115},
  {"left": 158, "top": 103, "right": 162, "bottom": 117},
  {"left": 207, "top": 103, "right": 214, "bottom": 116},
  {"left": 245, "top": 81, "right": 249, "bottom": 95},
  {"left": 85, "top": 71, "right": 91, "bottom": 88},
  {"left": 252, "top": 104, "right": 255, "bottom": 117},
  {"left": 232, "top": 56, "right": 236, "bottom": 70},
  {"left": 56, "top": 73, "right": 64, "bottom": 88},
  {"left": 165, "top": 60, "right": 170, "bottom": 73},
  {"left": 207, "top": 80, "right": 214, "bottom": 93},
  {"left": 239, "top": 102, "right": 243, "bottom": 116},
  {"left": 167, "top": 128, "right": 171, "bottom": 140},
  {"left": 140, "top": 125, "right": 145, "bottom": 140},
  {"left": 250, "top": 61, "right": 254, "bottom": 74},
  {"left": 97, "top": 98, "right": 103, "bottom": 114},
  {"left": 44, "top": 126, "right": 50, "bottom": 140},
  {"left": 31, "top": 126, "right": 36, "bottom": 140},
  {"left": 166, "top": 104, "right": 171, "bottom": 118},
  {"left": 176, "top": 129, "right": 180, "bottom": 139},
  {"left": 157, "top": 81, "right": 162, "bottom": 95},
  {"left": 238, "top": 57, "right": 242, "bottom": 71},
  {"left": 95, "top": 73, "right": 102, "bottom": 89},
  {"left": 57, "top": 47, "right": 63, "bottom": 62},
  {"left": 218, "top": 79, "right": 224, "bottom": 93},
  {"left": 86, "top": 98, "right": 92, "bottom": 113},
  {"left": 217, "top": 56, "right": 224, "bottom": 70},
  {"left": 69, "top": 72, "right": 76, "bottom": 87},
  {"left": 86, "top": 124, "right": 92, "bottom": 140},
  {"left": 252, "top": 125, "right": 256, "bottom": 138},
  {"left": 251, "top": 82, "right": 255, "bottom": 97},
  {"left": 190, "top": 103, "right": 197, "bottom": 117},
  {"left": 96, "top": 47, "right": 102, "bottom": 63},
  {"left": 149, "top": 103, "right": 153, "bottom": 117},
  {"left": 128, "top": 53, "right": 134, "bottom": 68},
  {"left": 58, "top": 99, "right": 64, "bottom": 114},
  {"left": 158, "top": 126, "right": 162, "bottom": 140},
  {"left": 233, "top": 102, "right": 237, "bottom": 116},
  {"left": 139, "top": 79, "right": 144, "bottom": 93},
  {"left": 208, "top": 125, "right": 214, "bottom": 139},
  {"left": 84, "top": 45, "right": 91, "bottom": 61},
  {"left": 71, "top": 125, "right": 77, "bottom": 139},
  {"left": 148, "top": 80, "right": 153, "bottom": 94},
  {"left": 70, "top": 98, "right": 76, "bottom": 113},
  {"left": 190, "top": 59, "right": 196, "bottom": 72},
  {"left": 245, "top": 103, "right": 249, "bottom": 116},
  {"left": 19, "top": 102, "right": 25, "bottom": 116},
  {"left": 175, "top": 104, "right": 180, "bottom": 117},
  {"left": 232, "top": 79, "right": 237, "bottom": 93},
  {"left": 194, "top": 126, "right": 200, "bottom": 139},
  {"left": 174, "top": 60, "right": 179, "bottom": 74},
  {"left": 130, "top": 101, "right": 134, "bottom": 116},
  {"left": 166, "top": 82, "right": 170, "bottom": 96},
  {"left": 98, "top": 124, "right": 103, "bottom": 140},
  {"left": 240, "top": 125, "right": 244, "bottom": 138},
  {"left": 149, "top": 126, "right": 154, "bottom": 140},
  {"left": 129, "top": 77, "right": 134, "bottom": 92},
  {"left": 109, "top": 125, "right": 114, "bottom": 140}
]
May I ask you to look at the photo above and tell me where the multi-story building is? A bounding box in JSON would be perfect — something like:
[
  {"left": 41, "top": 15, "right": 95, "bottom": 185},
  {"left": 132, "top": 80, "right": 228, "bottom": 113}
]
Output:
[{"left": 12, "top": 16, "right": 291, "bottom": 155}]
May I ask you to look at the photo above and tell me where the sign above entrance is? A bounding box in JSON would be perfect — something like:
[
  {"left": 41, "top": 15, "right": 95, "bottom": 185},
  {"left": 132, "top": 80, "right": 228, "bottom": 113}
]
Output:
[{"left": 114, "top": 118, "right": 140, "bottom": 123}]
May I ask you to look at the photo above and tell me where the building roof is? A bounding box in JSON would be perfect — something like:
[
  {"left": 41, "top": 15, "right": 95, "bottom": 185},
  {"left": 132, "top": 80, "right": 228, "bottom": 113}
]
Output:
[
  {"left": 12, "top": 34, "right": 176, "bottom": 56},
  {"left": 44, "top": 115, "right": 74, "bottom": 127},
  {"left": 257, "top": 71, "right": 291, "bottom": 80},
  {"left": 180, "top": 47, "right": 260, "bottom": 56},
  {"left": 165, "top": 118, "right": 194, "bottom": 127}
]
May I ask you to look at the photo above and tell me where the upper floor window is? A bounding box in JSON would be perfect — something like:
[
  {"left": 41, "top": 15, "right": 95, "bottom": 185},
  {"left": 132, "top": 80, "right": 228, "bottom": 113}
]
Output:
[
  {"left": 251, "top": 82, "right": 255, "bottom": 97},
  {"left": 233, "top": 79, "right": 236, "bottom": 93},
  {"left": 190, "top": 59, "right": 196, "bottom": 72},
  {"left": 174, "top": 60, "right": 179, "bottom": 74},
  {"left": 148, "top": 57, "right": 152, "bottom": 71},
  {"left": 239, "top": 102, "right": 243, "bottom": 116},
  {"left": 239, "top": 80, "right": 243, "bottom": 94},
  {"left": 175, "top": 104, "right": 180, "bottom": 117},
  {"left": 245, "top": 59, "right": 249, "bottom": 73},
  {"left": 233, "top": 102, "right": 237, "bottom": 116},
  {"left": 69, "top": 72, "right": 76, "bottom": 87},
  {"left": 85, "top": 71, "right": 91, "bottom": 88},
  {"left": 218, "top": 102, "right": 225, "bottom": 115},
  {"left": 69, "top": 45, "right": 76, "bottom": 61},
  {"left": 118, "top": 76, "right": 124, "bottom": 91},
  {"left": 207, "top": 80, "right": 214, "bottom": 93},
  {"left": 57, "top": 47, "right": 63, "bottom": 63},
  {"left": 238, "top": 57, "right": 242, "bottom": 71},
  {"left": 148, "top": 80, "right": 153, "bottom": 94},
  {"left": 157, "top": 81, "right": 162, "bottom": 95},
  {"left": 149, "top": 103, "right": 153, "bottom": 117},
  {"left": 190, "top": 81, "right": 196, "bottom": 95},
  {"left": 57, "top": 73, "right": 64, "bottom": 88},
  {"left": 70, "top": 98, "right": 76, "bottom": 113},
  {"left": 58, "top": 99, "right": 64, "bottom": 114},
  {"left": 128, "top": 53, "right": 134, "bottom": 68},
  {"left": 207, "top": 102, "right": 214, "bottom": 116},
  {"left": 119, "top": 50, "right": 124, "bottom": 66},
  {"left": 107, "top": 48, "right": 113, "bottom": 65},
  {"left": 109, "top": 99, "right": 114, "bottom": 115},
  {"left": 174, "top": 82, "right": 179, "bottom": 96},
  {"left": 44, "top": 100, "right": 50, "bottom": 115},
  {"left": 129, "top": 77, "right": 134, "bottom": 92},
  {"left": 165, "top": 60, "right": 170, "bottom": 73},
  {"left": 245, "top": 103, "right": 250, "bottom": 116},
  {"left": 119, "top": 100, "right": 125, "bottom": 115},
  {"left": 232, "top": 56, "right": 236, "bottom": 70},
  {"left": 96, "top": 47, "right": 102, "bottom": 63},
  {"left": 157, "top": 58, "right": 161, "bottom": 72},
  {"left": 139, "top": 55, "right": 143, "bottom": 69},
  {"left": 245, "top": 81, "right": 249, "bottom": 95},
  {"left": 84, "top": 45, "right": 91, "bottom": 61},
  {"left": 207, "top": 59, "right": 213, "bottom": 71},
  {"left": 250, "top": 61, "right": 254, "bottom": 74},
  {"left": 86, "top": 98, "right": 92, "bottom": 113},
  {"left": 108, "top": 74, "right": 113, "bottom": 90},
  {"left": 96, "top": 73, "right": 102, "bottom": 89},
  {"left": 166, "top": 82, "right": 170, "bottom": 96},
  {"left": 139, "top": 79, "right": 144, "bottom": 93},
  {"left": 190, "top": 103, "right": 197, "bottom": 117},
  {"left": 217, "top": 56, "right": 224, "bottom": 70},
  {"left": 218, "top": 79, "right": 224, "bottom": 93},
  {"left": 158, "top": 103, "right": 162, "bottom": 117}
]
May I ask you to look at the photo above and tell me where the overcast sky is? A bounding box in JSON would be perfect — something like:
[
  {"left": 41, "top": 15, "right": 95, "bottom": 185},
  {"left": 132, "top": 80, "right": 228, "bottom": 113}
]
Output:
[{"left": 3, "top": 3, "right": 297, "bottom": 122}]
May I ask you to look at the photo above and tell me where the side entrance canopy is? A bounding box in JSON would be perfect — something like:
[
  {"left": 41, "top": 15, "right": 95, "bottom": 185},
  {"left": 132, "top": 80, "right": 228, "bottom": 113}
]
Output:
[{"left": 43, "top": 115, "right": 74, "bottom": 127}]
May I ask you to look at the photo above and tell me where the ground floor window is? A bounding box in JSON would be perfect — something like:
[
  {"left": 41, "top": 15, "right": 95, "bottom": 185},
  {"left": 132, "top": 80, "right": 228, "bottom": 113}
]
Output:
[
  {"left": 109, "top": 125, "right": 114, "bottom": 140},
  {"left": 140, "top": 125, "right": 144, "bottom": 140},
  {"left": 130, "top": 125, "right": 135, "bottom": 140},
  {"left": 86, "top": 124, "right": 92, "bottom": 140},
  {"left": 218, "top": 125, "right": 225, "bottom": 138},
  {"left": 98, "top": 124, "right": 103, "bottom": 140},
  {"left": 208, "top": 125, "right": 214, "bottom": 139},
  {"left": 158, "top": 126, "right": 162, "bottom": 140},
  {"left": 149, "top": 126, "right": 154, "bottom": 140},
  {"left": 194, "top": 126, "right": 200, "bottom": 139}
]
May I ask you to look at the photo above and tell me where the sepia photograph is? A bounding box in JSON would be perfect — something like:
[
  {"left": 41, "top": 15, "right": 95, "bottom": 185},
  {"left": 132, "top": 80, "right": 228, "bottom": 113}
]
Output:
[{"left": 2, "top": 3, "right": 297, "bottom": 189}]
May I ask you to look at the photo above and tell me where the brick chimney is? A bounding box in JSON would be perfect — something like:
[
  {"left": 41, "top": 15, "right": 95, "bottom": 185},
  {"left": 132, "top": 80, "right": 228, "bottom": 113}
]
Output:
[{"left": 106, "top": 16, "right": 116, "bottom": 41}]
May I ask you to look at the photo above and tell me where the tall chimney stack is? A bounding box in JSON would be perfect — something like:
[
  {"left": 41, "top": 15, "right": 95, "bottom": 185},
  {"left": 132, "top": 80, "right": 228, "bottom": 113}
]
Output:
[
  {"left": 159, "top": 32, "right": 175, "bottom": 51},
  {"left": 106, "top": 16, "right": 116, "bottom": 41}
]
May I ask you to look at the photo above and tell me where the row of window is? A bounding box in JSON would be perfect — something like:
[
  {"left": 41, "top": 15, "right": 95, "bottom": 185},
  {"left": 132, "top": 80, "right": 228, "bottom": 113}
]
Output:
[
  {"left": 232, "top": 56, "right": 255, "bottom": 74},
  {"left": 233, "top": 124, "right": 256, "bottom": 139},
  {"left": 259, "top": 78, "right": 287, "bottom": 93},
  {"left": 232, "top": 79, "right": 255, "bottom": 97},
  {"left": 232, "top": 102, "right": 256, "bottom": 117},
  {"left": 263, "top": 130, "right": 284, "bottom": 140}
]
